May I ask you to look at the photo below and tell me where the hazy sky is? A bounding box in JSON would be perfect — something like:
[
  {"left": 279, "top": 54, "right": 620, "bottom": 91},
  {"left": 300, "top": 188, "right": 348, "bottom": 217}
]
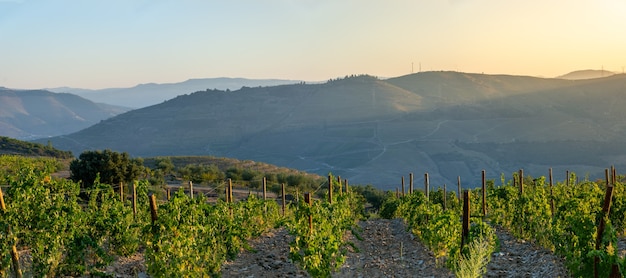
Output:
[{"left": 1, "top": 0, "right": 625, "bottom": 89}]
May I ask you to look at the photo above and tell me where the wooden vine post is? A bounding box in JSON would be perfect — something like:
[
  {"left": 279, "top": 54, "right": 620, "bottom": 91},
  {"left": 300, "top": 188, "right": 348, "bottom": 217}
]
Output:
[
  {"left": 612, "top": 166, "right": 616, "bottom": 185},
  {"left": 337, "top": 176, "right": 342, "bottom": 196},
  {"left": 518, "top": 169, "right": 524, "bottom": 195},
  {"left": 281, "top": 183, "right": 286, "bottom": 216},
  {"left": 409, "top": 173, "right": 414, "bottom": 194},
  {"left": 594, "top": 184, "right": 615, "bottom": 278},
  {"left": 228, "top": 178, "right": 233, "bottom": 203},
  {"left": 443, "top": 184, "right": 447, "bottom": 210},
  {"left": 328, "top": 175, "right": 333, "bottom": 204},
  {"left": 189, "top": 181, "right": 193, "bottom": 199},
  {"left": 566, "top": 170, "right": 570, "bottom": 187},
  {"left": 457, "top": 176, "right": 461, "bottom": 201},
  {"left": 132, "top": 181, "right": 137, "bottom": 218},
  {"left": 0, "top": 187, "right": 22, "bottom": 278},
  {"left": 461, "top": 190, "right": 470, "bottom": 252},
  {"left": 149, "top": 193, "right": 158, "bottom": 224},
  {"left": 345, "top": 179, "right": 349, "bottom": 193},
  {"left": 424, "top": 172, "right": 430, "bottom": 200},
  {"left": 119, "top": 182, "right": 124, "bottom": 202},
  {"left": 166, "top": 187, "right": 171, "bottom": 201},
  {"left": 262, "top": 177, "right": 267, "bottom": 200},
  {"left": 482, "top": 169, "right": 486, "bottom": 217},
  {"left": 401, "top": 176, "right": 405, "bottom": 197},
  {"left": 305, "top": 192, "right": 313, "bottom": 235},
  {"left": 548, "top": 168, "right": 555, "bottom": 217}
]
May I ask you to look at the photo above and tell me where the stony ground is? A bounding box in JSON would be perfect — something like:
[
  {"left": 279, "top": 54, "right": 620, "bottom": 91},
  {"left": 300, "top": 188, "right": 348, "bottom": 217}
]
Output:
[{"left": 486, "top": 226, "right": 570, "bottom": 278}]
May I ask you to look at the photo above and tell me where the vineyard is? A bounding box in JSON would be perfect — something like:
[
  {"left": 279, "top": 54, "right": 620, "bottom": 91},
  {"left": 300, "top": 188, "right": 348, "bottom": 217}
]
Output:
[{"left": 0, "top": 155, "right": 625, "bottom": 277}]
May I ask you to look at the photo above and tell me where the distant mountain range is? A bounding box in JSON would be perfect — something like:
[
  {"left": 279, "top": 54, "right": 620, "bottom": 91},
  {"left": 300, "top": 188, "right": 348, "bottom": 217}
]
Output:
[
  {"left": 48, "top": 77, "right": 302, "bottom": 108},
  {"left": 37, "top": 71, "right": 626, "bottom": 190},
  {"left": 0, "top": 88, "right": 130, "bottom": 139}
]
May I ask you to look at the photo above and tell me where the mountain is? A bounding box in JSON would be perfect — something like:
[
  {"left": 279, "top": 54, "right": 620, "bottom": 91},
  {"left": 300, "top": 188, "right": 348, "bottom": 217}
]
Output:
[
  {"left": 39, "top": 72, "right": 626, "bottom": 190},
  {"left": 557, "top": 69, "right": 615, "bottom": 80},
  {"left": 48, "top": 77, "right": 302, "bottom": 108},
  {"left": 0, "top": 88, "right": 131, "bottom": 139}
]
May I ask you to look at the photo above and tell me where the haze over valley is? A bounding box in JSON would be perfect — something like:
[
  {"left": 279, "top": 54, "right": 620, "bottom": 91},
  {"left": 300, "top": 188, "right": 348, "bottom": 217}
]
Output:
[{"left": 8, "top": 71, "right": 621, "bottom": 189}]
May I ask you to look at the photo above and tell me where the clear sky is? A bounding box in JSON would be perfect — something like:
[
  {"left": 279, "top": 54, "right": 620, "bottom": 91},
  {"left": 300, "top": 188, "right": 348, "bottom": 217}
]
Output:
[{"left": 1, "top": 0, "right": 625, "bottom": 89}]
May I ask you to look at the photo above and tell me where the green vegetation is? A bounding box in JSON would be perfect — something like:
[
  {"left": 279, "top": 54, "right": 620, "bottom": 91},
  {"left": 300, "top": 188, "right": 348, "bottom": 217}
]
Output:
[
  {"left": 485, "top": 172, "right": 626, "bottom": 277},
  {"left": 287, "top": 176, "right": 364, "bottom": 277},
  {"left": 70, "top": 149, "right": 144, "bottom": 190},
  {"left": 381, "top": 191, "right": 497, "bottom": 275},
  {"left": 0, "top": 136, "right": 73, "bottom": 159},
  {"left": 142, "top": 156, "right": 325, "bottom": 195},
  {"left": 144, "top": 191, "right": 281, "bottom": 277}
]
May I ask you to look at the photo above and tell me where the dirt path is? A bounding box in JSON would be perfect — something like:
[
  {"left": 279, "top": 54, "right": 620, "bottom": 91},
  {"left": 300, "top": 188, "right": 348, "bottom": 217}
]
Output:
[
  {"left": 222, "top": 218, "right": 453, "bottom": 278},
  {"left": 333, "top": 218, "right": 454, "bottom": 278},
  {"left": 486, "top": 226, "right": 570, "bottom": 277}
]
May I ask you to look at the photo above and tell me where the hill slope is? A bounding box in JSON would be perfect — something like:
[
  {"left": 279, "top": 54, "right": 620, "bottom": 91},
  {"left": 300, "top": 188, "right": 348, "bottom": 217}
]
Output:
[
  {"left": 0, "top": 88, "right": 130, "bottom": 139},
  {"left": 49, "top": 77, "right": 302, "bottom": 108},
  {"left": 0, "top": 136, "right": 73, "bottom": 158},
  {"left": 40, "top": 72, "right": 626, "bottom": 189}
]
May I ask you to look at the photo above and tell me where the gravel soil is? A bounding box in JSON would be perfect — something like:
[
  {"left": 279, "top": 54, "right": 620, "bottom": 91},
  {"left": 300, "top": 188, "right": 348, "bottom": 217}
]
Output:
[{"left": 486, "top": 226, "right": 570, "bottom": 278}]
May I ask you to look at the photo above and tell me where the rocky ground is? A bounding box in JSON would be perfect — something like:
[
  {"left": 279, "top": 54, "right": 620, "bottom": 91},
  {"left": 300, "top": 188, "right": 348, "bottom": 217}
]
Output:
[{"left": 486, "top": 227, "right": 570, "bottom": 278}]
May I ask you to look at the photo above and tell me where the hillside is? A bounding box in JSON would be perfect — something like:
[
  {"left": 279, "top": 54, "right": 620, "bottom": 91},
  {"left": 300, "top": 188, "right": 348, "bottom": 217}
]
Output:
[
  {"left": 0, "top": 136, "right": 73, "bottom": 158},
  {"left": 49, "top": 77, "right": 302, "bottom": 108},
  {"left": 40, "top": 72, "right": 626, "bottom": 189},
  {"left": 0, "top": 88, "right": 130, "bottom": 139},
  {"left": 557, "top": 69, "right": 615, "bottom": 80}
]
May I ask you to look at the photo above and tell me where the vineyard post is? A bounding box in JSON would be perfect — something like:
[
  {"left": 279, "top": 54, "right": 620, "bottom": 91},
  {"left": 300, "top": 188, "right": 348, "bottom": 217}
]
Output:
[
  {"left": 225, "top": 180, "right": 229, "bottom": 203},
  {"left": 149, "top": 193, "right": 158, "bottom": 224},
  {"left": 549, "top": 168, "right": 555, "bottom": 217},
  {"left": 594, "top": 184, "right": 614, "bottom": 278},
  {"left": 395, "top": 188, "right": 399, "bottom": 198},
  {"left": 305, "top": 192, "right": 313, "bottom": 235},
  {"left": 612, "top": 166, "right": 616, "bottom": 185},
  {"left": 0, "top": 187, "right": 22, "bottom": 278},
  {"left": 482, "top": 169, "right": 486, "bottom": 217},
  {"left": 518, "top": 169, "right": 524, "bottom": 195},
  {"left": 263, "top": 177, "right": 267, "bottom": 200},
  {"left": 443, "top": 184, "right": 447, "bottom": 210},
  {"left": 401, "top": 176, "right": 405, "bottom": 197},
  {"left": 282, "top": 183, "right": 286, "bottom": 216},
  {"left": 119, "top": 182, "right": 124, "bottom": 202},
  {"left": 189, "top": 181, "right": 193, "bottom": 199},
  {"left": 328, "top": 175, "right": 333, "bottom": 204},
  {"left": 566, "top": 170, "right": 570, "bottom": 187},
  {"left": 228, "top": 178, "right": 233, "bottom": 203},
  {"left": 605, "top": 168, "right": 610, "bottom": 188},
  {"left": 424, "top": 172, "right": 430, "bottom": 201},
  {"left": 337, "top": 176, "right": 342, "bottom": 196},
  {"left": 461, "top": 190, "right": 470, "bottom": 252},
  {"left": 409, "top": 173, "right": 414, "bottom": 194},
  {"left": 166, "top": 187, "right": 171, "bottom": 201},
  {"left": 457, "top": 176, "right": 461, "bottom": 201},
  {"left": 345, "top": 179, "right": 349, "bottom": 193},
  {"left": 132, "top": 181, "right": 137, "bottom": 218}
]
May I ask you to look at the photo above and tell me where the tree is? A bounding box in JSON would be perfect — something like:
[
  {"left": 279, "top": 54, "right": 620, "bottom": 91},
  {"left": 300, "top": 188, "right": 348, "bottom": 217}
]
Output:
[{"left": 70, "top": 149, "right": 144, "bottom": 189}]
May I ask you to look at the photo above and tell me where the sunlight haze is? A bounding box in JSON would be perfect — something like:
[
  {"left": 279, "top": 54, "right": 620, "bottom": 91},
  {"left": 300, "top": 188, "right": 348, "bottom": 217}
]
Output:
[{"left": 1, "top": 0, "right": 625, "bottom": 89}]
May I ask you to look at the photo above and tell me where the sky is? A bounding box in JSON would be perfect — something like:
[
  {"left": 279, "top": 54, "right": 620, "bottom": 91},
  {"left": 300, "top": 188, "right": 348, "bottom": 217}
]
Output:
[{"left": 1, "top": 0, "right": 625, "bottom": 89}]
